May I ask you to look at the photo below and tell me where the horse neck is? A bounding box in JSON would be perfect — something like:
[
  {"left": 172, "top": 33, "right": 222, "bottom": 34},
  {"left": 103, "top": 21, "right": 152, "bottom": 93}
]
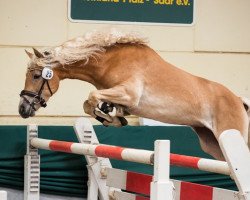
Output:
[{"left": 56, "top": 61, "right": 106, "bottom": 88}]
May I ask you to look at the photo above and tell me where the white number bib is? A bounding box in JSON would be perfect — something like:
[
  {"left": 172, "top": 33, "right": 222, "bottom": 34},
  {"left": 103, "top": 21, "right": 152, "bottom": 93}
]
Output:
[{"left": 42, "top": 67, "right": 53, "bottom": 80}]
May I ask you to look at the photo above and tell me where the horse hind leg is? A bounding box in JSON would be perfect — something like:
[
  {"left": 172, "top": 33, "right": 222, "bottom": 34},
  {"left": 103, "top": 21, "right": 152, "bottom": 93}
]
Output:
[
  {"left": 212, "top": 96, "right": 249, "bottom": 144},
  {"left": 204, "top": 95, "right": 249, "bottom": 162},
  {"left": 192, "top": 101, "right": 248, "bottom": 162},
  {"left": 192, "top": 127, "right": 225, "bottom": 161}
]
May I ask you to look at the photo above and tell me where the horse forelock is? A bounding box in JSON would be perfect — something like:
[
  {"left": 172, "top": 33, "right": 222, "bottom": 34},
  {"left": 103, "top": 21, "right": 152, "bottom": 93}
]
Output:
[{"left": 26, "top": 48, "right": 59, "bottom": 70}]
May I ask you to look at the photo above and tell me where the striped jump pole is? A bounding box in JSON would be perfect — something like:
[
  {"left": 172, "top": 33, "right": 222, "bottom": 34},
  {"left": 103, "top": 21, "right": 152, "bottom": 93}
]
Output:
[
  {"left": 107, "top": 168, "right": 239, "bottom": 200},
  {"left": 30, "top": 137, "right": 230, "bottom": 176}
]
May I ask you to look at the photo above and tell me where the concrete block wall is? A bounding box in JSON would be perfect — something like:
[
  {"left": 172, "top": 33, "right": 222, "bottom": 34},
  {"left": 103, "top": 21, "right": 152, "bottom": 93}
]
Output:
[{"left": 0, "top": 0, "right": 249, "bottom": 125}]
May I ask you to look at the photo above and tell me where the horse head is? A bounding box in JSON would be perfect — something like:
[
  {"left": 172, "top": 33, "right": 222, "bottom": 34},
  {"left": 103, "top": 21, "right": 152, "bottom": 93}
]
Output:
[{"left": 18, "top": 48, "right": 61, "bottom": 118}]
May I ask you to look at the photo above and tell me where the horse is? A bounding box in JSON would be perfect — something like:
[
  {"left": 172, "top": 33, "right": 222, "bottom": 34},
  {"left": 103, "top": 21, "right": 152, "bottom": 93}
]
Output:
[{"left": 18, "top": 29, "right": 250, "bottom": 161}]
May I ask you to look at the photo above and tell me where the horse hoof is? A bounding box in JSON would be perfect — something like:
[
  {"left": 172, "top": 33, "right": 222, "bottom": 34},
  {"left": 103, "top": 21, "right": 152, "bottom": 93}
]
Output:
[
  {"left": 98, "top": 102, "right": 115, "bottom": 114},
  {"left": 118, "top": 117, "right": 128, "bottom": 126}
]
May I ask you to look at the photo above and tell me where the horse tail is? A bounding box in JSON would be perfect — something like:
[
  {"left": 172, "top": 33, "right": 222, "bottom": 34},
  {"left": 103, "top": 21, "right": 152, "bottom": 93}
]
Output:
[
  {"left": 241, "top": 97, "right": 250, "bottom": 147},
  {"left": 241, "top": 96, "right": 250, "bottom": 115}
]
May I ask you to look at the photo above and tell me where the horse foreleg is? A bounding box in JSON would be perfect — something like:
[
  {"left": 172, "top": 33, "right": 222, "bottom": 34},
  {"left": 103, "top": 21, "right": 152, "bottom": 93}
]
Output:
[
  {"left": 87, "top": 82, "right": 142, "bottom": 126},
  {"left": 88, "top": 83, "right": 142, "bottom": 108},
  {"left": 83, "top": 100, "right": 128, "bottom": 127}
]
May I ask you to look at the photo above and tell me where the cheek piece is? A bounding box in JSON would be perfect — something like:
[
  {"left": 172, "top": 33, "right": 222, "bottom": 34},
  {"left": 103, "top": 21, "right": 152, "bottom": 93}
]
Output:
[{"left": 20, "top": 67, "right": 54, "bottom": 110}]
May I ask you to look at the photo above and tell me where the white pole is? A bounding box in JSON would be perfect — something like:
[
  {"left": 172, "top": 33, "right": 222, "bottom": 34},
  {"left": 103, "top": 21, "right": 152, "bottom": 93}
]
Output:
[
  {"left": 0, "top": 191, "right": 7, "bottom": 200},
  {"left": 150, "top": 140, "right": 173, "bottom": 200},
  {"left": 219, "top": 129, "right": 250, "bottom": 200}
]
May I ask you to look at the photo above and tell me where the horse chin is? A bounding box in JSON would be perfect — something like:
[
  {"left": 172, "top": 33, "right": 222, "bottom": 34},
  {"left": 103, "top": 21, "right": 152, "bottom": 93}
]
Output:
[{"left": 30, "top": 110, "right": 36, "bottom": 117}]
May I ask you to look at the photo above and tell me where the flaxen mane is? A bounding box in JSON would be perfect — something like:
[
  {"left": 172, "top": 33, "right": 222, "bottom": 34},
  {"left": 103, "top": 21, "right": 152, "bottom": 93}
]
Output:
[{"left": 33, "top": 29, "right": 147, "bottom": 66}]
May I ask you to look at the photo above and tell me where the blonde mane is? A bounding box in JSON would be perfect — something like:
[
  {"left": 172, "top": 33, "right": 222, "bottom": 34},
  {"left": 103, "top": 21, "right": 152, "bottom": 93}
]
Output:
[{"left": 35, "top": 29, "right": 148, "bottom": 66}]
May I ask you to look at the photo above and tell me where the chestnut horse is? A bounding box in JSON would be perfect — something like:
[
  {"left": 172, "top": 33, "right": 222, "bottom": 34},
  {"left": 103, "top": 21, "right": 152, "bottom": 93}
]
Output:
[{"left": 18, "top": 30, "right": 250, "bottom": 161}]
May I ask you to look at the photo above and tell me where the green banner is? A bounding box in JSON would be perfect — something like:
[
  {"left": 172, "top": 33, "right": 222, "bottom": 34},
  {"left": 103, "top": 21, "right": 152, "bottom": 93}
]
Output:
[{"left": 69, "top": 0, "right": 194, "bottom": 25}]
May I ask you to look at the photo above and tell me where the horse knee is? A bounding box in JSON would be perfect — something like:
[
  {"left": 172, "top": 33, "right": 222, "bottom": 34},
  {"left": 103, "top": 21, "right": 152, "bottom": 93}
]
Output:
[
  {"left": 83, "top": 100, "right": 93, "bottom": 115},
  {"left": 88, "top": 91, "right": 101, "bottom": 107}
]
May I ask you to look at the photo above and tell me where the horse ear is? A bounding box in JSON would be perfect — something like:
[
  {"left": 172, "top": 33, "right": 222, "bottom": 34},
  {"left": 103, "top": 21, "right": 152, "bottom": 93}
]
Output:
[
  {"left": 32, "top": 47, "right": 44, "bottom": 58},
  {"left": 25, "top": 50, "right": 34, "bottom": 59}
]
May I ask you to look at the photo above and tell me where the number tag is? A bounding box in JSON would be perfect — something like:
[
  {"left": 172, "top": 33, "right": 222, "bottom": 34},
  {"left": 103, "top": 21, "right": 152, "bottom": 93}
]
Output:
[{"left": 42, "top": 67, "right": 53, "bottom": 80}]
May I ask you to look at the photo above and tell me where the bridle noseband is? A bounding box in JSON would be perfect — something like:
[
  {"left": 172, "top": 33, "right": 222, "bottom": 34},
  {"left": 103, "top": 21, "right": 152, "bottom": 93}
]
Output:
[{"left": 20, "top": 67, "right": 54, "bottom": 110}]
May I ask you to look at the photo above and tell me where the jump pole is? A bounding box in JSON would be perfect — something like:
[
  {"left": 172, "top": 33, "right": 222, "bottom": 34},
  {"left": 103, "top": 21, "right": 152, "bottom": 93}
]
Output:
[
  {"left": 29, "top": 137, "right": 230, "bottom": 175},
  {"left": 106, "top": 168, "right": 240, "bottom": 200}
]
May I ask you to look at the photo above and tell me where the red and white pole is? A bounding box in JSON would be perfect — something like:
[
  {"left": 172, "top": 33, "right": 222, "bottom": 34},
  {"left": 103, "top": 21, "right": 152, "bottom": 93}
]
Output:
[
  {"left": 170, "top": 153, "right": 230, "bottom": 175},
  {"left": 31, "top": 138, "right": 153, "bottom": 164},
  {"left": 30, "top": 138, "right": 230, "bottom": 175}
]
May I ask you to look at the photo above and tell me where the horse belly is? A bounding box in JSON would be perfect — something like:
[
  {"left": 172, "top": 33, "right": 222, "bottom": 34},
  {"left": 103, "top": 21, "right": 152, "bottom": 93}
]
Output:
[{"left": 129, "top": 97, "right": 204, "bottom": 126}]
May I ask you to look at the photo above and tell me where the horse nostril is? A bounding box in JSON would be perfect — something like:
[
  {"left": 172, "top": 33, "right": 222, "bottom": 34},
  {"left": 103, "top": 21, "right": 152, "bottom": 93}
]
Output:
[
  {"left": 19, "top": 105, "right": 29, "bottom": 118},
  {"left": 19, "top": 104, "right": 25, "bottom": 114}
]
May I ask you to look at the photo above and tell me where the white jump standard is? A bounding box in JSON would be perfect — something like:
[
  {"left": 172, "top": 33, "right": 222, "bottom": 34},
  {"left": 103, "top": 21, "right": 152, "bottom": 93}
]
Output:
[
  {"left": 24, "top": 125, "right": 40, "bottom": 200},
  {"left": 24, "top": 118, "right": 250, "bottom": 200}
]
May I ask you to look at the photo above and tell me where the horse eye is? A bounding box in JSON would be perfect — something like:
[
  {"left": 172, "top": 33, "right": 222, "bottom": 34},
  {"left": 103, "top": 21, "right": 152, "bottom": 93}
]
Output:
[
  {"left": 44, "top": 51, "right": 50, "bottom": 56},
  {"left": 33, "top": 74, "right": 41, "bottom": 79}
]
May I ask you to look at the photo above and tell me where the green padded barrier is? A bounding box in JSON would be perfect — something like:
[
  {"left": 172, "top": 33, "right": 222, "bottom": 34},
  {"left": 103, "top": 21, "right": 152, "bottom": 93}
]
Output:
[{"left": 0, "top": 124, "right": 237, "bottom": 197}]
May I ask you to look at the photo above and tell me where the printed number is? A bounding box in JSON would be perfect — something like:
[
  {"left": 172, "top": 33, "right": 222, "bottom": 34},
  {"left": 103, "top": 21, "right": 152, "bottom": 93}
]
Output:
[{"left": 46, "top": 71, "right": 52, "bottom": 78}]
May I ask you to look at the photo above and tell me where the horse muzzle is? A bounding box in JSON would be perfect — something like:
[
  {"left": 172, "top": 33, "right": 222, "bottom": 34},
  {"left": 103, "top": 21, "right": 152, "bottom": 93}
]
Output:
[{"left": 18, "top": 99, "right": 36, "bottom": 118}]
